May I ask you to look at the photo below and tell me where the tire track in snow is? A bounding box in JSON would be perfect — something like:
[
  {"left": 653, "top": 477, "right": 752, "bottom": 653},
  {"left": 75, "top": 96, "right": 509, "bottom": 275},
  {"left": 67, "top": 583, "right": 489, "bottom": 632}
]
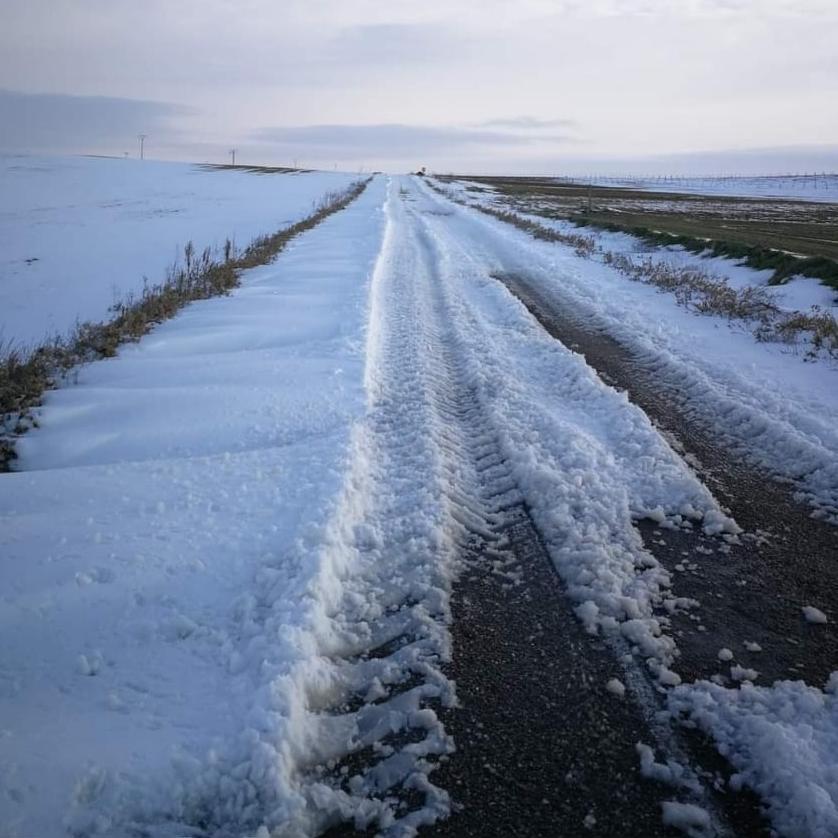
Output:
[
  {"left": 314, "top": 180, "right": 760, "bottom": 835},
  {"left": 405, "top": 177, "right": 838, "bottom": 835}
]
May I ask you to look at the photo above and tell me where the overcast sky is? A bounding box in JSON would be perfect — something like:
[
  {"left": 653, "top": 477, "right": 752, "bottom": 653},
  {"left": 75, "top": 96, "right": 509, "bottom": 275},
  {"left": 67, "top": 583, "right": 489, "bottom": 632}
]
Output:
[{"left": 1, "top": 0, "right": 836, "bottom": 174}]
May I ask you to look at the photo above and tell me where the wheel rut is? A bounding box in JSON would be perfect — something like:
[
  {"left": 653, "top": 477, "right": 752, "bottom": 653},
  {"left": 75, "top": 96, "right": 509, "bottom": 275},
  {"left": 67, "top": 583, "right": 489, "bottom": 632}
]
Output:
[
  {"left": 318, "top": 185, "right": 767, "bottom": 836},
  {"left": 495, "top": 271, "right": 838, "bottom": 691}
]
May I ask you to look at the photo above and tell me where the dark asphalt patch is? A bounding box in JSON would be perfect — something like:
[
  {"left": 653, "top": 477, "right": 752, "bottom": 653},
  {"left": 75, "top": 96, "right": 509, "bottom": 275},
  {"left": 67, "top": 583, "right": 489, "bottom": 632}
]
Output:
[{"left": 430, "top": 507, "right": 698, "bottom": 838}]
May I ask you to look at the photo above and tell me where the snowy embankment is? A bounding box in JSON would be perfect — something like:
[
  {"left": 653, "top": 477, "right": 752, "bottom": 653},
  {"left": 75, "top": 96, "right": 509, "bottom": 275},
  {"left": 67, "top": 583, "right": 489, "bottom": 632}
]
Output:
[
  {"left": 0, "top": 154, "right": 360, "bottom": 346},
  {"left": 443, "top": 177, "right": 838, "bottom": 314},
  {"left": 535, "top": 212, "right": 836, "bottom": 315},
  {"left": 538, "top": 213, "right": 836, "bottom": 316},
  {"left": 0, "top": 178, "right": 392, "bottom": 836},
  {"left": 590, "top": 174, "right": 838, "bottom": 203},
  {"left": 435, "top": 177, "right": 838, "bottom": 521}
]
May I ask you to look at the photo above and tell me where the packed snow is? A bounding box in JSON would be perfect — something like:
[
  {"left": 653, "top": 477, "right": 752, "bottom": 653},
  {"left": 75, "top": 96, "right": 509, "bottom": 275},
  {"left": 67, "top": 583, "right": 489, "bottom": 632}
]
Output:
[{"left": 0, "top": 154, "right": 360, "bottom": 346}]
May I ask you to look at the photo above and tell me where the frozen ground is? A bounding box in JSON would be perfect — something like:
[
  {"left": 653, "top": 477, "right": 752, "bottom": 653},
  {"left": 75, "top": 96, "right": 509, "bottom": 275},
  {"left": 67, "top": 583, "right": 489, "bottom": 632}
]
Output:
[
  {"left": 0, "top": 154, "right": 360, "bottom": 346},
  {"left": 2, "top": 172, "right": 838, "bottom": 837},
  {"left": 588, "top": 174, "right": 838, "bottom": 203}
]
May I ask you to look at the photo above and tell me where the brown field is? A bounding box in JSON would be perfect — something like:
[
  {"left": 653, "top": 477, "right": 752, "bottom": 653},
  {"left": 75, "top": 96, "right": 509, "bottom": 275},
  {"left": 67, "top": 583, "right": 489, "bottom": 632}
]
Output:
[{"left": 445, "top": 176, "right": 838, "bottom": 264}]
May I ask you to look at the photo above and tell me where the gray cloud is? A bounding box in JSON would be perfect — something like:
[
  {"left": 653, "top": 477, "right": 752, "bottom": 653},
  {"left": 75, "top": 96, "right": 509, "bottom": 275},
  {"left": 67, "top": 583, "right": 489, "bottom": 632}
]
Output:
[
  {"left": 476, "top": 116, "right": 577, "bottom": 130},
  {"left": 251, "top": 123, "right": 576, "bottom": 160},
  {"left": 328, "top": 23, "right": 464, "bottom": 65},
  {"left": 0, "top": 89, "right": 190, "bottom": 153}
]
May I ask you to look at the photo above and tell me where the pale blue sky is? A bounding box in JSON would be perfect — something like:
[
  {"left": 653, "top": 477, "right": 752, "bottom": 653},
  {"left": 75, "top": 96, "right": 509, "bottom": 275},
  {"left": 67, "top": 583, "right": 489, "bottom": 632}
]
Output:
[{"left": 1, "top": 0, "right": 836, "bottom": 173}]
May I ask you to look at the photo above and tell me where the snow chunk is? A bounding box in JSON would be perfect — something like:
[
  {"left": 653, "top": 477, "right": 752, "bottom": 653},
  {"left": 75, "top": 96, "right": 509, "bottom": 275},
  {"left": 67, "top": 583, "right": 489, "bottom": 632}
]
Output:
[
  {"left": 76, "top": 653, "right": 103, "bottom": 677},
  {"left": 574, "top": 601, "right": 600, "bottom": 634},
  {"left": 606, "top": 678, "right": 626, "bottom": 698},
  {"left": 803, "top": 606, "right": 828, "bottom": 624},
  {"left": 730, "top": 665, "right": 758, "bottom": 682},
  {"left": 717, "top": 648, "right": 734, "bottom": 662},
  {"left": 636, "top": 744, "right": 699, "bottom": 792},
  {"left": 653, "top": 665, "right": 682, "bottom": 687},
  {"left": 661, "top": 801, "right": 712, "bottom": 835}
]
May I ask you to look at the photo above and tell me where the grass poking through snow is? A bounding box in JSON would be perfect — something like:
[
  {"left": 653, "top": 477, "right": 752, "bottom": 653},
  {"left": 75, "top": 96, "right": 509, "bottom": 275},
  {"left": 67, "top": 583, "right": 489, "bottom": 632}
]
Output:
[
  {"left": 429, "top": 180, "right": 838, "bottom": 361},
  {"left": 0, "top": 180, "right": 370, "bottom": 471}
]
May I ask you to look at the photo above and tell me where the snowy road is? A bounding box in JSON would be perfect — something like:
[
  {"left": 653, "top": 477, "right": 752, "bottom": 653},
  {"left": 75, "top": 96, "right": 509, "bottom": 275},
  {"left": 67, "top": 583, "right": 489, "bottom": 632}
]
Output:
[{"left": 2, "top": 174, "right": 838, "bottom": 837}]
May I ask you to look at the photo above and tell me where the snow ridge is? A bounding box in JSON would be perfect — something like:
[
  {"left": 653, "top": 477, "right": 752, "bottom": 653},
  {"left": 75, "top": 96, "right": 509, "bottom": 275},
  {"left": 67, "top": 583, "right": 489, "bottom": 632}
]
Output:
[{"left": 136, "top": 176, "right": 547, "bottom": 836}]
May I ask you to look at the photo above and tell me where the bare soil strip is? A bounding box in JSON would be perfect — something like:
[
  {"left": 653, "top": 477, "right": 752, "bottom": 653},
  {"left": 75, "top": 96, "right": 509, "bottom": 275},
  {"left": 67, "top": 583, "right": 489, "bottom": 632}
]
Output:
[{"left": 431, "top": 506, "right": 692, "bottom": 837}]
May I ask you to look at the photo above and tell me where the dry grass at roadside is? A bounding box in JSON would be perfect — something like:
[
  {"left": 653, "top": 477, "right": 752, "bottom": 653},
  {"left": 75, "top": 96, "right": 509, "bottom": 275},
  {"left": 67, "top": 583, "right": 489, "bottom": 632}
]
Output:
[
  {"left": 428, "top": 180, "right": 838, "bottom": 360},
  {"left": 0, "top": 180, "right": 369, "bottom": 470}
]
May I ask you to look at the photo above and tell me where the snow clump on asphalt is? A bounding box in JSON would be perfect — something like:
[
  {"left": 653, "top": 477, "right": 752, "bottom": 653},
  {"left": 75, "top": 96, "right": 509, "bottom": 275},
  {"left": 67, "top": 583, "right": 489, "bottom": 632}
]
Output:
[{"left": 803, "top": 606, "right": 828, "bottom": 624}]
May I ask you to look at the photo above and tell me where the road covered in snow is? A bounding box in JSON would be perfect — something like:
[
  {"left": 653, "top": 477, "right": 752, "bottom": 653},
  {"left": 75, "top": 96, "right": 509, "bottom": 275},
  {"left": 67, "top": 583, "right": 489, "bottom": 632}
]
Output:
[{"left": 2, "top": 173, "right": 838, "bottom": 837}]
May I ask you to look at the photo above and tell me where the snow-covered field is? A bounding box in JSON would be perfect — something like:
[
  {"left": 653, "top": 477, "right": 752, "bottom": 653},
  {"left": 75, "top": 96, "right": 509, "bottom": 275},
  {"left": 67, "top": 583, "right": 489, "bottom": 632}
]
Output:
[
  {"left": 588, "top": 174, "right": 838, "bottom": 203},
  {"left": 0, "top": 155, "right": 360, "bottom": 346},
  {"left": 442, "top": 178, "right": 838, "bottom": 316},
  {"left": 2, "top": 171, "right": 838, "bottom": 836},
  {"left": 1, "top": 177, "right": 390, "bottom": 837}
]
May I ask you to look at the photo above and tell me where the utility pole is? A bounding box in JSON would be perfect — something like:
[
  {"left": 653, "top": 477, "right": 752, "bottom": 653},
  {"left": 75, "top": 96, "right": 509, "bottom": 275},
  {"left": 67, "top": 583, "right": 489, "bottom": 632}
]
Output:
[
  {"left": 138, "top": 134, "right": 147, "bottom": 160},
  {"left": 229, "top": 149, "right": 237, "bottom": 166}
]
